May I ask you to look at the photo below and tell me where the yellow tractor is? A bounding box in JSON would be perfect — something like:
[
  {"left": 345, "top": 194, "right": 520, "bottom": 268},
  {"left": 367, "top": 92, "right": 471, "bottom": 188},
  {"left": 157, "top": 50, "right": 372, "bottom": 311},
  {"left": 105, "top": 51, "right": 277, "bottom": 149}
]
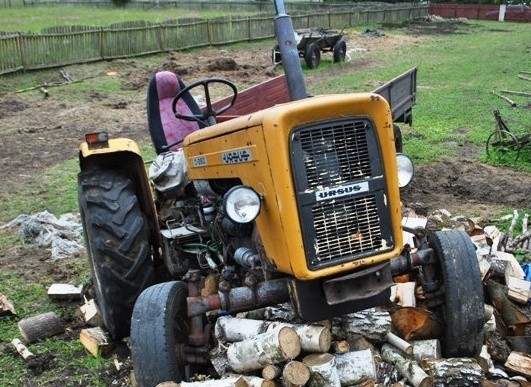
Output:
[{"left": 77, "top": 1, "right": 484, "bottom": 385}]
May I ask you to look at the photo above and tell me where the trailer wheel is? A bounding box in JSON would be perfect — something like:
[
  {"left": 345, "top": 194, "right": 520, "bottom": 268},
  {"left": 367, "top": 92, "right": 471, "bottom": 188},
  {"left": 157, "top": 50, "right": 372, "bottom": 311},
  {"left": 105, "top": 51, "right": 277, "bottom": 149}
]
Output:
[
  {"left": 428, "top": 230, "right": 484, "bottom": 357},
  {"left": 333, "top": 39, "right": 347, "bottom": 63},
  {"left": 78, "top": 169, "right": 154, "bottom": 340},
  {"left": 131, "top": 281, "right": 189, "bottom": 386},
  {"left": 304, "top": 43, "right": 321, "bottom": 69}
]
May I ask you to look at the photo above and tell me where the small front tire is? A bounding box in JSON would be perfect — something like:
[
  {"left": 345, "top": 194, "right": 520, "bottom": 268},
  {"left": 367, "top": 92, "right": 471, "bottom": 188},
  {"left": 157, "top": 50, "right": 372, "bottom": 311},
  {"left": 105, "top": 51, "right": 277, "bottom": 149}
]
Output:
[
  {"left": 131, "top": 281, "right": 189, "bottom": 387},
  {"left": 429, "top": 230, "right": 484, "bottom": 357}
]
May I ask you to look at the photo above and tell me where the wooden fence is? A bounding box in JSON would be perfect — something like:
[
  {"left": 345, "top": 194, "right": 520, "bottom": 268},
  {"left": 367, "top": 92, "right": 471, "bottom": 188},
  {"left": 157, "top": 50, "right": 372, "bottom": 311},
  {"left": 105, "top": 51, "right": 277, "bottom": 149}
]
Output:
[{"left": 0, "top": 5, "right": 427, "bottom": 75}]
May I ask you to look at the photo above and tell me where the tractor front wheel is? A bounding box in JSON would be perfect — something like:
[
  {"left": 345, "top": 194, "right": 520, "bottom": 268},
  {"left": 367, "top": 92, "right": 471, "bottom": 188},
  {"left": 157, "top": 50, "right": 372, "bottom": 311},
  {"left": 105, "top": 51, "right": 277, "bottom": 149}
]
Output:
[
  {"left": 78, "top": 169, "right": 154, "bottom": 340},
  {"left": 428, "top": 230, "right": 484, "bottom": 357},
  {"left": 131, "top": 281, "right": 189, "bottom": 386}
]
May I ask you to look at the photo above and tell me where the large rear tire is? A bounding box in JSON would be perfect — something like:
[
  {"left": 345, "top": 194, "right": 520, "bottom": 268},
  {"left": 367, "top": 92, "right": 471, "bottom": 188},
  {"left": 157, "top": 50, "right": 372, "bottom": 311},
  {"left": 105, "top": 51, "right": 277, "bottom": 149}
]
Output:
[
  {"left": 131, "top": 281, "right": 189, "bottom": 386},
  {"left": 78, "top": 169, "right": 154, "bottom": 340},
  {"left": 428, "top": 230, "right": 484, "bottom": 357}
]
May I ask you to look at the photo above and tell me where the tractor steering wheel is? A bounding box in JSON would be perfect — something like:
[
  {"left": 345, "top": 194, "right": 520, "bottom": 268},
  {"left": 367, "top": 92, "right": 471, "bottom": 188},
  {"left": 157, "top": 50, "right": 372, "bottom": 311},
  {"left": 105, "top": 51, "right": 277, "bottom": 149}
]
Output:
[{"left": 171, "top": 78, "right": 238, "bottom": 127}]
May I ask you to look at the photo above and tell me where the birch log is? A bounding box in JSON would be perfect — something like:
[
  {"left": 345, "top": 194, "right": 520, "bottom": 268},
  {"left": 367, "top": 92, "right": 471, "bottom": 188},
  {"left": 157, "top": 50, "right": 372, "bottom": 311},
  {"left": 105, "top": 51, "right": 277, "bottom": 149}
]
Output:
[
  {"left": 158, "top": 376, "right": 248, "bottom": 387},
  {"left": 18, "top": 311, "right": 65, "bottom": 343},
  {"left": 226, "top": 374, "right": 277, "bottom": 387},
  {"left": 390, "top": 307, "right": 444, "bottom": 341},
  {"left": 302, "top": 353, "right": 341, "bottom": 387},
  {"left": 330, "top": 340, "right": 350, "bottom": 354},
  {"left": 215, "top": 316, "right": 270, "bottom": 342},
  {"left": 412, "top": 339, "right": 441, "bottom": 361},
  {"left": 504, "top": 351, "right": 531, "bottom": 378},
  {"left": 422, "top": 358, "right": 483, "bottom": 386},
  {"left": 267, "top": 322, "right": 331, "bottom": 353},
  {"left": 11, "top": 338, "right": 35, "bottom": 360},
  {"left": 334, "top": 349, "right": 377, "bottom": 386},
  {"left": 261, "top": 365, "right": 282, "bottom": 381},
  {"left": 331, "top": 310, "right": 391, "bottom": 341},
  {"left": 380, "top": 343, "right": 432, "bottom": 387},
  {"left": 282, "top": 360, "right": 310, "bottom": 386},
  {"left": 227, "top": 326, "right": 301, "bottom": 373},
  {"left": 386, "top": 332, "right": 412, "bottom": 355}
]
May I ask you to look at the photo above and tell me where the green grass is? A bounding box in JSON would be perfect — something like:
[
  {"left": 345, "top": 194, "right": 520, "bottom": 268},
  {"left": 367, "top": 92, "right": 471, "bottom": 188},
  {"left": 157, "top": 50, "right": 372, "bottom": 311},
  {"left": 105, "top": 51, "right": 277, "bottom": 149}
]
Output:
[
  {"left": 0, "top": 5, "right": 257, "bottom": 33},
  {"left": 309, "top": 20, "right": 531, "bottom": 170}
]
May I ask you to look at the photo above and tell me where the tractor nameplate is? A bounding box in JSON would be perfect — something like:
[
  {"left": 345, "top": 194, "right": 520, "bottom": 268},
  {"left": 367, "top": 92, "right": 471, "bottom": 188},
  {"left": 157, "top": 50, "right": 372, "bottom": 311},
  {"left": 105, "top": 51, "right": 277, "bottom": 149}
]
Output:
[
  {"left": 315, "top": 181, "right": 369, "bottom": 202},
  {"left": 222, "top": 149, "right": 253, "bottom": 164},
  {"left": 192, "top": 156, "right": 208, "bottom": 168}
]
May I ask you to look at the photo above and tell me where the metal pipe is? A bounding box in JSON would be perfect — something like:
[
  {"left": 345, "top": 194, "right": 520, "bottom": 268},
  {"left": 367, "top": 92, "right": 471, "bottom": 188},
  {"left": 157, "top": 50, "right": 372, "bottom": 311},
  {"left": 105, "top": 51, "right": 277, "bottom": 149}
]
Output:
[{"left": 274, "top": 0, "right": 308, "bottom": 101}]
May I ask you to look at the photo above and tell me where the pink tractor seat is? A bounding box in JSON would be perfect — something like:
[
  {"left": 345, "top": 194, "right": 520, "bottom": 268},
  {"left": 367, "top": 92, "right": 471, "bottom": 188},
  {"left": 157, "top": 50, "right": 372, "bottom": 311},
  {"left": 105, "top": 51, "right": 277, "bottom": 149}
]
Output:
[{"left": 147, "top": 71, "right": 204, "bottom": 154}]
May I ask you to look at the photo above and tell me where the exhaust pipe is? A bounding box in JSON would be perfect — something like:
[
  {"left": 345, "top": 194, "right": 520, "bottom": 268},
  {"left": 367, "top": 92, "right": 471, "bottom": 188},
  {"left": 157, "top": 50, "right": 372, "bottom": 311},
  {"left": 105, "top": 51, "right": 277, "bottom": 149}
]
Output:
[{"left": 273, "top": 0, "right": 308, "bottom": 101}]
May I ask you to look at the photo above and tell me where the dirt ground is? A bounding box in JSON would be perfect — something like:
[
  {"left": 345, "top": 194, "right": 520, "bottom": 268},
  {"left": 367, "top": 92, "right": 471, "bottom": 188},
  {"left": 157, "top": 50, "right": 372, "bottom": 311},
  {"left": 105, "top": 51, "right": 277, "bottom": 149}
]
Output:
[{"left": 0, "top": 18, "right": 530, "bottom": 385}]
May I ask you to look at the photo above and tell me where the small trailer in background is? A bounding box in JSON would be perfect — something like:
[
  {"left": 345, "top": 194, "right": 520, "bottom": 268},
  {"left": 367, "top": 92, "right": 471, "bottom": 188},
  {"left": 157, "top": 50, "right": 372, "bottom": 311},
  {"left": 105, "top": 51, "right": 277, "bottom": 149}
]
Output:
[{"left": 272, "top": 27, "right": 347, "bottom": 69}]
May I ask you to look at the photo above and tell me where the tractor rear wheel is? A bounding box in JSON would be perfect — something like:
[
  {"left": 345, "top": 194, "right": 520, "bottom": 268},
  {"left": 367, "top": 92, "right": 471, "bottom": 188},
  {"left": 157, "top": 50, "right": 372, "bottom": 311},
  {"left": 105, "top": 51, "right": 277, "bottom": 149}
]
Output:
[
  {"left": 304, "top": 43, "right": 321, "bottom": 69},
  {"left": 78, "top": 169, "right": 154, "bottom": 340},
  {"left": 428, "top": 230, "right": 484, "bottom": 357},
  {"left": 131, "top": 281, "right": 189, "bottom": 386}
]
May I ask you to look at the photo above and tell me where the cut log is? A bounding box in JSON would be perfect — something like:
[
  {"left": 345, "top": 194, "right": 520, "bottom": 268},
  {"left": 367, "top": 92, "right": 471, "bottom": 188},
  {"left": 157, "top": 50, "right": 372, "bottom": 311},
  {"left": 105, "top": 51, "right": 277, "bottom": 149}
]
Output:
[
  {"left": 386, "top": 332, "right": 413, "bottom": 355},
  {"left": 412, "top": 339, "right": 441, "bottom": 361},
  {"left": 18, "top": 311, "right": 65, "bottom": 343},
  {"left": 504, "top": 351, "right": 531, "bottom": 378},
  {"left": 335, "top": 348, "right": 377, "bottom": 386},
  {"left": 332, "top": 309, "right": 391, "bottom": 342},
  {"left": 486, "top": 279, "right": 530, "bottom": 336},
  {"left": 226, "top": 326, "right": 301, "bottom": 373},
  {"left": 215, "top": 316, "right": 270, "bottom": 342},
  {"left": 282, "top": 360, "right": 310, "bottom": 386},
  {"left": 389, "top": 282, "right": 416, "bottom": 307},
  {"left": 226, "top": 374, "right": 277, "bottom": 387},
  {"left": 80, "top": 298, "right": 103, "bottom": 327},
  {"left": 79, "top": 327, "right": 113, "bottom": 357},
  {"left": 330, "top": 340, "right": 350, "bottom": 354},
  {"left": 390, "top": 307, "right": 444, "bottom": 341},
  {"left": 476, "top": 344, "right": 494, "bottom": 373},
  {"left": 261, "top": 365, "right": 282, "bottom": 381},
  {"left": 380, "top": 344, "right": 432, "bottom": 387},
  {"left": 160, "top": 376, "right": 249, "bottom": 387},
  {"left": 267, "top": 322, "right": 331, "bottom": 353},
  {"left": 11, "top": 338, "right": 35, "bottom": 360},
  {"left": 422, "top": 358, "right": 483, "bottom": 386},
  {"left": 302, "top": 353, "right": 341, "bottom": 387},
  {"left": 506, "top": 276, "right": 531, "bottom": 305},
  {"left": 0, "top": 293, "right": 16, "bottom": 316},
  {"left": 47, "top": 283, "right": 83, "bottom": 300}
]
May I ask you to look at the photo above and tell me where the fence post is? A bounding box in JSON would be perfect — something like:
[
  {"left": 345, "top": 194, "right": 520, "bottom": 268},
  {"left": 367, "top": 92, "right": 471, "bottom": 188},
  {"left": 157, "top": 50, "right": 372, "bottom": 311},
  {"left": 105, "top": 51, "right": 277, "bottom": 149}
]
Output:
[
  {"left": 17, "top": 32, "right": 26, "bottom": 72},
  {"left": 247, "top": 17, "right": 251, "bottom": 41},
  {"left": 99, "top": 27, "right": 104, "bottom": 60},
  {"left": 207, "top": 20, "right": 212, "bottom": 45}
]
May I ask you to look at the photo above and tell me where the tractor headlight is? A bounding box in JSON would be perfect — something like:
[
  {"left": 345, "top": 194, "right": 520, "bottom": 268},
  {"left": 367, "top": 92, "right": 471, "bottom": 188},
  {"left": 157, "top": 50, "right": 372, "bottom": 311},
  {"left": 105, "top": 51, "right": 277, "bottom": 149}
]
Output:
[
  {"left": 396, "top": 153, "right": 414, "bottom": 188},
  {"left": 223, "top": 186, "right": 261, "bottom": 224}
]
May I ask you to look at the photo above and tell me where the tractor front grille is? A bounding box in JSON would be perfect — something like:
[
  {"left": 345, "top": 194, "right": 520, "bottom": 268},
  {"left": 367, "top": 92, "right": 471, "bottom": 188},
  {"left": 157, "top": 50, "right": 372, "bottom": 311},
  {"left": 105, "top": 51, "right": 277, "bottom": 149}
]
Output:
[{"left": 290, "top": 117, "right": 394, "bottom": 270}]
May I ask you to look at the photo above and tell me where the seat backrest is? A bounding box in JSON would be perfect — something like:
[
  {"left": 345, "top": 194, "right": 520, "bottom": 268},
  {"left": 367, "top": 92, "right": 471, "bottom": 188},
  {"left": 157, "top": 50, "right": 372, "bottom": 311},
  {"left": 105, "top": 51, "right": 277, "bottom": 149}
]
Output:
[{"left": 147, "top": 71, "right": 202, "bottom": 154}]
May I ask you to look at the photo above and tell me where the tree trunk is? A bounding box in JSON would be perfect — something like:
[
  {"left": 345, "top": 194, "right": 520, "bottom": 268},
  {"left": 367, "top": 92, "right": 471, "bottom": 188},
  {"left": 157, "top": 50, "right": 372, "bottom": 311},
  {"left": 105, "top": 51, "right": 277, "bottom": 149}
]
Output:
[
  {"left": 227, "top": 326, "right": 301, "bottom": 373},
  {"left": 380, "top": 343, "right": 432, "bottom": 387},
  {"left": 18, "top": 311, "right": 65, "bottom": 343},
  {"left": 302, "top": 353, "right": 341, "bottom": 387},
  {"left": 334, "top": 348, "right": 377, "bottom": 386}
]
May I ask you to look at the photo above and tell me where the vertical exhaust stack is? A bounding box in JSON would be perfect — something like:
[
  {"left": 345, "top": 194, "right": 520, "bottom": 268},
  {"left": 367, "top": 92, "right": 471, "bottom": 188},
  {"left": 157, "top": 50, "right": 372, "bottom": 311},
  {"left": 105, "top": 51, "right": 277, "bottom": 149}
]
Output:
[{"left": 274, "top": 0, "right": 308, "bottom": 101}]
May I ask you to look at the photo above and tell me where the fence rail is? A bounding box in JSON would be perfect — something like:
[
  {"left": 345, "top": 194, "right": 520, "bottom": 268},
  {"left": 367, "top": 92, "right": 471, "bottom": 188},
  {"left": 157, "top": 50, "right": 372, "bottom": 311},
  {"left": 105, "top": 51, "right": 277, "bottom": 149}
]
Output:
[{"left": 0, "top": 5, "right": 427, "bottom": 75}]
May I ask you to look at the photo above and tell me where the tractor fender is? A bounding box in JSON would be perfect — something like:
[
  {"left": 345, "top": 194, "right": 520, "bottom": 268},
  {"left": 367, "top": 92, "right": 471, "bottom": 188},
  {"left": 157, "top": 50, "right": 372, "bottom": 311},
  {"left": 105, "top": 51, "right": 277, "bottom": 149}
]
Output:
[{"left": 79, "top": 138, "right": 162, "bottom": 256}]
